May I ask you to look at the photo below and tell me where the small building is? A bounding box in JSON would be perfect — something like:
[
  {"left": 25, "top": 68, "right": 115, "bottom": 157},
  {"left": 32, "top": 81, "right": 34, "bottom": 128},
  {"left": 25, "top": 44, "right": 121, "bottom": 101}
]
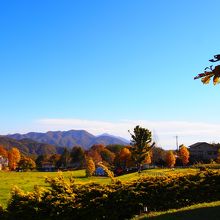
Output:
[
  {"left": 189, "top": 142, "right": 219, "bottom": 162},
  {"left": 0, "top": 156, "right": 8, "bottom": 170}
]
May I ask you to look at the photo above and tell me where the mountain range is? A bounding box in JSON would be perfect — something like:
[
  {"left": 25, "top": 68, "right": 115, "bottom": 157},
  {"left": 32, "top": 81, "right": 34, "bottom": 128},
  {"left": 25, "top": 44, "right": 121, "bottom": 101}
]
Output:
[
  {"left": 0, "top": 136, "right": 64, "bottom": 156},
  {"left": 6, "top": 130, "right": 129, "bottom": 149}
]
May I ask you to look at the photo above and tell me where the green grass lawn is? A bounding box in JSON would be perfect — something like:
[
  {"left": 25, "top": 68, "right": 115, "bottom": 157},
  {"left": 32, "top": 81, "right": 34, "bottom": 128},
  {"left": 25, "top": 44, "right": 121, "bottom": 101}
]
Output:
[
  {"left": 135, "top": 201, "right": 220, "bottom": 220},
  {"left": 0, "top": 168, "right": 198, "bottom": 207}
]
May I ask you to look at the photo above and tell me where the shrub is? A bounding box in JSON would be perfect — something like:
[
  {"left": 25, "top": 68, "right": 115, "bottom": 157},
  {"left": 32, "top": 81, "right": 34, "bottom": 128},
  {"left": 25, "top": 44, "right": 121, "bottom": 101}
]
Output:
[
  {"left": 4, "top": 170, "right": 220, "bottom": 220},
  {"left": 85, "top": 157, "right": 95, "bottom": 177}
]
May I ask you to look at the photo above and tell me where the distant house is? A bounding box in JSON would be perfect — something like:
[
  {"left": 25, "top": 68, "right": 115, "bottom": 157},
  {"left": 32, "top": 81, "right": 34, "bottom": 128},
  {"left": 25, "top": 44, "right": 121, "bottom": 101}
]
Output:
[
  {"left": 95, "top": 167, "right": 105, "bottom": 176},
  {"left": 0, "top": 156, "right": 8, "bottom": 170},
  {"left": 188, "top": 142, "right": 220, "bottom": 162}
]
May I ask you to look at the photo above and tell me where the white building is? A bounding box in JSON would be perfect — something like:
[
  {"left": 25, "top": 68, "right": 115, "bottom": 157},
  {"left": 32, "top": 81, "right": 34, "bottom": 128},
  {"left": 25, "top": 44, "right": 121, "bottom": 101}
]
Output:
[{"left": 0, "top": 155, "right": 9, "bottom": 170}]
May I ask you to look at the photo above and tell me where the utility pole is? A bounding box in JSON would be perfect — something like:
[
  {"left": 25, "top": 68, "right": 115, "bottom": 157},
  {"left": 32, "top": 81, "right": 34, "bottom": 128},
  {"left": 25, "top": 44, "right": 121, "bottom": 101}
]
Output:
[{"left": 175, "top": 135, "right": 179, "bottom": 151}]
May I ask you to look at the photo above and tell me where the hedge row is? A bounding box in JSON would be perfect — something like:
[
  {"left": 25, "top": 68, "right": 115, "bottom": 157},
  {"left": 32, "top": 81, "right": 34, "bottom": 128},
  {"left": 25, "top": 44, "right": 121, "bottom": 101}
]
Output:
[{"left": 1, "top": 170, "right": 220, "bottom": 220}]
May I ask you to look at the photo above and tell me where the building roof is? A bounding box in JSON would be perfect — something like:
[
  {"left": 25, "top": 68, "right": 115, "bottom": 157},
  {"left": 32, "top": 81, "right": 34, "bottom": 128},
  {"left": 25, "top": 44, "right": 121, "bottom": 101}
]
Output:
[{"left": 188, "top": 142, "right": 212, "bottom": 149}]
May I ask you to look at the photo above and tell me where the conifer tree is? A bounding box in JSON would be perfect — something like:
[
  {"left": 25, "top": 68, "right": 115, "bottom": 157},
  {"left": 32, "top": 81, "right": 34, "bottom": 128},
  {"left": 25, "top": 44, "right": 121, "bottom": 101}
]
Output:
[{"left": 129, "top": 125, "right": 155, "bottom": 172}]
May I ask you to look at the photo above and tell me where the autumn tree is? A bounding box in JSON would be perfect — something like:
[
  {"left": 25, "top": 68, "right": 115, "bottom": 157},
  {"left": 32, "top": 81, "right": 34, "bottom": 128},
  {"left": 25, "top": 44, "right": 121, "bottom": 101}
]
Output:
[
  {"left": 90, "top": 144, "right": 105, "bottom": 153},
  {"left": 85, "top": 157, "right": 95, "bottom": 177},
  {"left": 87, "top": 144, "right": 108, "bottom": 165},
  {"left": 166, "top": 150, "right": 176, "bottom": 168},
  {"left": 18, "top": 156, "right": 36, "bottom": 171},
  {"left": 8, "top": 148, "right": 21, "bottom": 170},
  {"left": 87, "top": 149, "right": 102, "bottom": 165},
  {"left": 0, "top": 146, "right": 8, "bottom": 158},
  {"left": 118, "top": 147, "right": 132, "bottom": 169},
  {"left": 129, "top": 125, "right": 155, "bottom": 172},
  {"left": 179, "top": 145, "right": 190, "bottom": 166}
]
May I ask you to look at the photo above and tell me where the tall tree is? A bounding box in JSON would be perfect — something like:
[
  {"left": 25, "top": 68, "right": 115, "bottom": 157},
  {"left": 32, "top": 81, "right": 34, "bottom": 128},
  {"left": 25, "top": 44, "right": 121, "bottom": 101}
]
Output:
[
  {"left": 71, "top": 146, "right": 85, "bottom": 169},
  {"left": 8, "top": 147, "right": 21, "bottom": 170},
  {"left": 166, "top": 151, "right": 176, "bottom": 168},
  {"left": 179, "top": 145, "right": 190, "bottom": 166},
  {"left": 129, "top": 125, "right": 155, "bottom": 172},
  {"left": 59, "top": 148, "right": 71, "bottom": 168}
]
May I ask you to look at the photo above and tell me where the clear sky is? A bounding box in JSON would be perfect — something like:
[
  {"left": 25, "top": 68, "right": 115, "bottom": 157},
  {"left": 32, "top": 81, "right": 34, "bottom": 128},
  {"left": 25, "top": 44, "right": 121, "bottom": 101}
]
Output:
[{"left": 1, "top": 0, "right": 220, "bottom": 149}]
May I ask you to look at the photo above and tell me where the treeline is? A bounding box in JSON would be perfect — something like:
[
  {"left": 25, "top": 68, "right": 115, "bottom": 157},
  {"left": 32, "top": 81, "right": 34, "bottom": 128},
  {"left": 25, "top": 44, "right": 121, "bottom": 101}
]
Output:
[
  {"left": 0, "top": 143, "right": 193, "bottom": 172},
  {"left": 33, "top": 144, "right": 191, "bottom": 174},
  {"left": 0, "top": 146, "right": 36, "bottom": 171}
]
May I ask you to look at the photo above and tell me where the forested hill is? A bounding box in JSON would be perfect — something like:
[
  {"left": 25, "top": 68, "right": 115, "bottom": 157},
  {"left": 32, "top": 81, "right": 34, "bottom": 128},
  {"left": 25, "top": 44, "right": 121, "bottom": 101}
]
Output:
[
  {"left": 7, "top": 130, "right": 129, "bottom": 149},
  {"left": 0, "top": 136, "right": 64, "bottom": 156}
]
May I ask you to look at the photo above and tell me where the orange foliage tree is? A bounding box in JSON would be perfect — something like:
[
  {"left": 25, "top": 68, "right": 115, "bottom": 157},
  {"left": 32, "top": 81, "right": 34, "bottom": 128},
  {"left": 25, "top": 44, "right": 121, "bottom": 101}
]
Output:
[
  {"left": 0, "top": 146, "right": 8, "bottom": 158},
  {"left": 179, "top": 145, "right": 190, "bottom": 165},
  {"left": 166, "top": 150, "right": 176, "bottom": 168},
  {"left": 118, "top": 147, "right": 132, "bottom": 168},
  {"left": 8, "top": 147, "right": 21, "bottom": 170},
  {"left": 87, "top": 150, "right": 102, "bottom": 165}
]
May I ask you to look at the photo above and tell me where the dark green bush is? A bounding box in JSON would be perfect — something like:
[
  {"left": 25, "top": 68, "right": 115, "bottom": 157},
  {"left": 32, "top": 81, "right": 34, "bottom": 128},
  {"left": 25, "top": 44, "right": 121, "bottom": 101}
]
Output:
[{"left": 4, "top": 170, "right": 220, "bottom": 220}]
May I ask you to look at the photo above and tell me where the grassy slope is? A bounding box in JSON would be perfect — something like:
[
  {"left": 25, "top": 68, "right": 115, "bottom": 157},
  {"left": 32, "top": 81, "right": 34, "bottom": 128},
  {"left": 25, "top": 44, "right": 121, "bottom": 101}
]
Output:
[
  {"left": 135, "top": 201, "right": 220, "bottom": 220},
  {"left": 0, "top": 168, "right": 197, "bottom": 207}
]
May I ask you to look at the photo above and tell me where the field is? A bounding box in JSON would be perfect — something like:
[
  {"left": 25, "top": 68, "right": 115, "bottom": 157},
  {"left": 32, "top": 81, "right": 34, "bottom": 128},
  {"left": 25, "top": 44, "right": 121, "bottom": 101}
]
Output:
[
  {"left": 135, "top": 201, "right": 220, "bottom": 220},
  {"left": 0, "top": 168, "right": 198, "bottom": 207}
]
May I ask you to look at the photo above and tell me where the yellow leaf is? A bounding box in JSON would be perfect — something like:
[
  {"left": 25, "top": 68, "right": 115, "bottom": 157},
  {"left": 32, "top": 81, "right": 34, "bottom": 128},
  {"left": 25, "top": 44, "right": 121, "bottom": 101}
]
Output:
[
  {"left": 201, "top": 75, "right": 212, "bottom": 84},
  {"left": 213, "top": 75, "right": 220, "bottom": 85}
]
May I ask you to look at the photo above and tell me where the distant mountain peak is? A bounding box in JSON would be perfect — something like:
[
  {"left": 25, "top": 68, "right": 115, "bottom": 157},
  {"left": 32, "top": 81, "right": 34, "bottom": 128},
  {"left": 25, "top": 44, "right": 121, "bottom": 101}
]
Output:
[{"left": 97, "top": 133, "right": 129, "bottom": 144}]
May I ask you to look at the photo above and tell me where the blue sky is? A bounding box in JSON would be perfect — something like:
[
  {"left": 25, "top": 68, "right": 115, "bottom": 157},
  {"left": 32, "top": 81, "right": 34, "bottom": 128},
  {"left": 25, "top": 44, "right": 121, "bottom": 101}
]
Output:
[{"left": 1, "top": 0, "right": 220, "bottom": 148}]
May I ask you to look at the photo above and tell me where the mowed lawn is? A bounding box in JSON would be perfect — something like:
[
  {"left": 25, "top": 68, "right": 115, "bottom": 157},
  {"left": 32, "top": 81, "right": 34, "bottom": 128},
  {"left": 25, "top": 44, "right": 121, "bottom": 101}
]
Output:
[
  {"left": 135, "top": 201, "right": 220, "bottom": 220},
  {"left": 0, "top": 168, "right": 198, "bottom": 207}
]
